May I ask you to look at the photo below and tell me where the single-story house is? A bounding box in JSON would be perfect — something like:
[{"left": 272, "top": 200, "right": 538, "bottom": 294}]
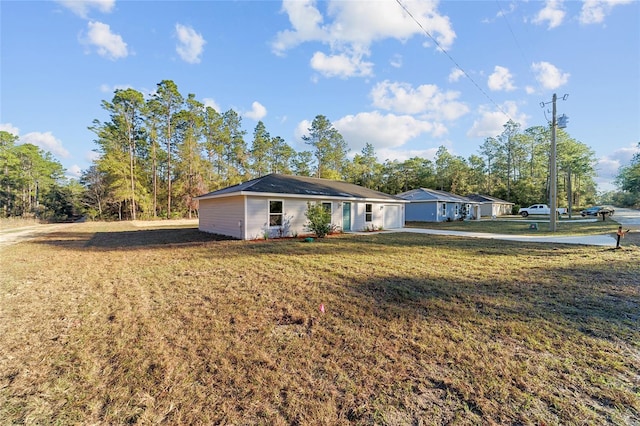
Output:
[
  {"left": 196, "top": 173, "right": 407, "bottom": 240},
  {"left": 396, "top": 188, "right": 480, "bottom": 222},
  {"left": 465, "top": 194, "right": 515, "bottom": 217}
]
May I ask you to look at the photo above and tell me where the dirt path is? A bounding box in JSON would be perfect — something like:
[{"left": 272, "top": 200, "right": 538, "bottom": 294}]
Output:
[{"left": 0, "top": 223, "right": 78, "bottom": 248}]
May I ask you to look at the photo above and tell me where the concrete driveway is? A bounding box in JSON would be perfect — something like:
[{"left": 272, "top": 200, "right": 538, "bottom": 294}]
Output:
[{"left": 395, "top": 227, "right": 617, "bottom": 246}]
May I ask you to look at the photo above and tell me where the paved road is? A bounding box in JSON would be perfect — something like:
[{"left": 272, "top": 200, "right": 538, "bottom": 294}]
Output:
[{"left": 612, "top": 207, "right": 640, "bottom": 226}]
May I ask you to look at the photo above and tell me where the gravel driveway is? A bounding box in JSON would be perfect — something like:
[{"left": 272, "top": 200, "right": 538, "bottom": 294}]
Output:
[{"left": 0, "top": 223, "right": 74, "bottom": 248}]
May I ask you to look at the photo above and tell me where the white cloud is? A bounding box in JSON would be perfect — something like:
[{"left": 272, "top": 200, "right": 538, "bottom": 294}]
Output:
[
  {"left": 448, "top": 68, "right": 465, "bottom": 83},
  {"left": 57, "top": 0, "right": 115, "bottom": 19},
  {"left": 21, "top": 131, "right": 70, "bottom": 158},
  {"left": 203, "top": 98, "right": 221, "bottom": 112},
  {"left": 487, "top": 66, "right": 516, "bottom": 92},
  {"left": 175, "top": 24, "right": 206, "bottom": 64},
  {"left": 294, "top": 119, "right": 312, "bottom": 143},
  {"left": 579, "top": 0, "right": 633, "bottom": 25},
  {"left": 390, "top": 54, "right": 403, "bottom": 68},
  {"left": 273, "top": 0, "right": 456, "bottom": 78},
  {"left": 376, "top": 146, "right": 440, "bottom": 163},
  {"left": 467, "top": 102, "right": 529, "bottom": 138},
  {"left": 532, "top": 0, "right": 566, "bottom": 29},
  {"left": 1, "top": 125, "right": 71, "bottom": 160},
  {"left": 333, "top": 111, "right": 445, "bottom": 153},
  {"left": 310, "top": 51, "right": 373, "bottom": 78},
  {"left": 67, "top": 164, "right": 83, "bottom": 178},
  {"left": 86, "top": 151, "right": 101, "bottom": 162},
  {"left": 531, "top": 61, "right": 570, "bottom": 90},
  {"left": 244, "top": 101, "right": 267, "bottom": 121},
  {"left": 596, "top": 143, "right": 640, "bottom": 187},
  {"left": 83, "top": 21, "right": 128, "bottom": 60},
  {"left": 99, "top": 83, "right": 133, "bottom": 93},
  {"left": 370, "top": 80, "right": 469, "bottom": 121},
  {"left": 0, "top": 123, "right": 20, "bottom": 136}
]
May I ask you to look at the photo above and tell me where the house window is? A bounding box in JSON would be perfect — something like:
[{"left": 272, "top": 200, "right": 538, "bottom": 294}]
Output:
[
  {"left": 365, "top": 203, "right": 373, "bottom": 222},
  {"left": 322, "top": 202, "right": 332, "bottom": 214},
  {"left": 441, "top": 203, "right": 446, "bottom": 216},
  {"left": 455, "top": 204, "right": 459, "bottom": 216},
  {"left": 269, "top": 200, "right": 283, "bottom": 227}
]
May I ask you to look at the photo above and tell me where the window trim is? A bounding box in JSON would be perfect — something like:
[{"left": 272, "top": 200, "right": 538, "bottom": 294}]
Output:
[
  {"left": 365, "top": 203, "right": 373, "bottom": 222},
  {"left": 268, "top": 199, "right": 284, "bottom": 228}
]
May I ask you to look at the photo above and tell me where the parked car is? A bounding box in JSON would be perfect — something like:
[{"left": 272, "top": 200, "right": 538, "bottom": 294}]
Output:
[
  {"left": 580, "top": 206, "right": 615, "bottom": 217},
  {"left": 518, "top": 204, "right": 568, "bottom": 217}
]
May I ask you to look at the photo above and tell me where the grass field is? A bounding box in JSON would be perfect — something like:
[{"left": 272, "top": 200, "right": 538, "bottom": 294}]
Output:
[
  {"left": 1, "top": 221, "right": 638, "bottom": 425},
  {"left": 407, "top": 216, "right": 640, "bottom": 239}
]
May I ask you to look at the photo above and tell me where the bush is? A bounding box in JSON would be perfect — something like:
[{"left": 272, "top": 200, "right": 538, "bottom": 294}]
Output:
[{"left": 304, "top": 202, "right": 332, "bottom": 238}]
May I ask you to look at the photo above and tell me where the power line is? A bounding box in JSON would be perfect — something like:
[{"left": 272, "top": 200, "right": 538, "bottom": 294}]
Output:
[
  {"left": 494, "top": 0, "right": 544, "bottom": 95},
  {"left": 395, "top": 0, "right": 514, "bottom": 122}
]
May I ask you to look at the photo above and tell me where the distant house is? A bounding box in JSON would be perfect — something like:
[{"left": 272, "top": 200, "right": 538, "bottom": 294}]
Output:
[
  {"left": 196, "top": 173, "right": 406, "bottom": 240},
  {"left": 465, "top": 194, "right": 514, "bottom": 217},
  {"left": 396, "top": 188, "right": 480, "bottom": 222}
]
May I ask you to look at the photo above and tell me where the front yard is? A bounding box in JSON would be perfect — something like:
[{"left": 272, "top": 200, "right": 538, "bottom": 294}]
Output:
[{"left": 1, "top": 221, "right": 638, "bottom": 424}]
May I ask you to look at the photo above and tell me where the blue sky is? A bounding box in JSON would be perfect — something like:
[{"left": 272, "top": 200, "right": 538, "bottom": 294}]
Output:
[{"left": 1, "top": 0, "right": 638, "bottom": 191}]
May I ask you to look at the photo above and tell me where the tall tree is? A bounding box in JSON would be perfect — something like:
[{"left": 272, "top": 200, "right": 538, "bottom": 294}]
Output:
[
  {"left": 150, "top": 80, "right": 183, "bottom": 218},
  {"left": 479, "top": 136, "right": 500, "bottom": 194},
  {"left": 107, "top": 88, "right": 145, "bottom": 219},
  {"left": 270, "top": 136, "right": 295, "bottom": 175},
  {"left": 302, "top": 115, "right": 349, "bottom": 179},
  {"left": 221, "top": 109, "right": 248, "bottom": 185},
  {"left": 174, "top": 94, "right": 207, "bottom": 218},
  {"left": 249, "top": 121, "right": 272, "bottom": 177},
  {"left": 292, "top": 151, "right": 313, "bottom": 177},
  {"left": 615, "top": 142, "right": 640, "bottom": 206},
  {"left": 0, "top": 131, "right": 20, "bottom": 216},
  {"left": 498, "top": 120, "right": 521, "bottom": 200},
  {"left": 202, "top": 106, "right": 225, "bottom": 188},
  {"left": 556, "top": 130, "right": 597, "bottom": 210},
  {"left": 80, "top": 165, "right": 108, "bottom": 219}
]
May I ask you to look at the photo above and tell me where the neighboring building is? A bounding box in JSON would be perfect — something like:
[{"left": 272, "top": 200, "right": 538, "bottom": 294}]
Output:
[
  {"left": 465, "top": 194, "right": 514, "bottom": 217},
  {"left": 196, "top": 173, "right": 406, "bottom": 240},
  {"left": 396, "top": 188, "right": 480, "bottom": 222}
]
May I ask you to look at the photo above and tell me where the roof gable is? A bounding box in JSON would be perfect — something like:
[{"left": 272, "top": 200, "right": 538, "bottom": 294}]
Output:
[
  {"left": 197, "top": 174, "right": 404, "bottom": 201},
  {"left": 396, "top": 188, "right": 475, "bottom": 203},
  {"left": 466, "top": 194, "right": 514, "bottom": 204}
]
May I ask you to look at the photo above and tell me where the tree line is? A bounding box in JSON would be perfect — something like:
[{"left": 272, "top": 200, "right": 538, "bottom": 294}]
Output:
[
  {"left": 7, "top": 78, "right": 632, "bottom": 222},
  {"left": 0, "top": 130, "right": 85, "bottom": 220},
  {"left": 607, "top": 141, "right": 640, "bottom": 207}
]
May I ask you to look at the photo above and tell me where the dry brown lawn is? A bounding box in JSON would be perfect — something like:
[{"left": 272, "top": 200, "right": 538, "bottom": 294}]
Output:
[{"left": 1, "top": 221, "right": 638, "bottom": 425}]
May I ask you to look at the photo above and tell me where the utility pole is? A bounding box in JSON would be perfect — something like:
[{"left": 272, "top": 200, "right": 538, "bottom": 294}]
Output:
[
  {"left": 550, "top": 94, "right": 557, "bottom": 232},
  {"left": 541, "top": 94, "right": 568, "bottom": 232}
]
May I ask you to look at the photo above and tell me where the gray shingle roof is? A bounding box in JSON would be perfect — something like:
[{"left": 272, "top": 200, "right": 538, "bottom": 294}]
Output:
[
  {"left": 396, "top": 188, "right": 475, "bottom": 203},
  {"left": 197, "top": 174, "right": 404, "bottom": 201},
  {"left": 465, "top": 194, "right": 514, "bottom": 204}
]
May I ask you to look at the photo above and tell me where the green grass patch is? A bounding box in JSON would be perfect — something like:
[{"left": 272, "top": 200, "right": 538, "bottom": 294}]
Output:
[
  {"left": 1, "top": 222, "right": 638, "bottom": 424},
  {"left": 407, "top": 217, "right": 631, "bottom": 236}
]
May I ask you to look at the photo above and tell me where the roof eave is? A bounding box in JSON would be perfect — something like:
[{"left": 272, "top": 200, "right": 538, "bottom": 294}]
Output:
[{"left": 197, "top": 191, "right": 408, "bottom": 203}]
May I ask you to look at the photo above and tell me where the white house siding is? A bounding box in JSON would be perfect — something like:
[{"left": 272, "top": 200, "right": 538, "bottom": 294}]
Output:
[
  {"left": 200, "top": 195, "right": 403, "bottom": 239},
  {"left": 198, "top": 196, "right": 245, "bottom": 239},
  {"left": 245, "top": 197, "right": 343, "bottom": 239},
  {"left": 350, "top": 201, "right": 388, "bottom": 231}
]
